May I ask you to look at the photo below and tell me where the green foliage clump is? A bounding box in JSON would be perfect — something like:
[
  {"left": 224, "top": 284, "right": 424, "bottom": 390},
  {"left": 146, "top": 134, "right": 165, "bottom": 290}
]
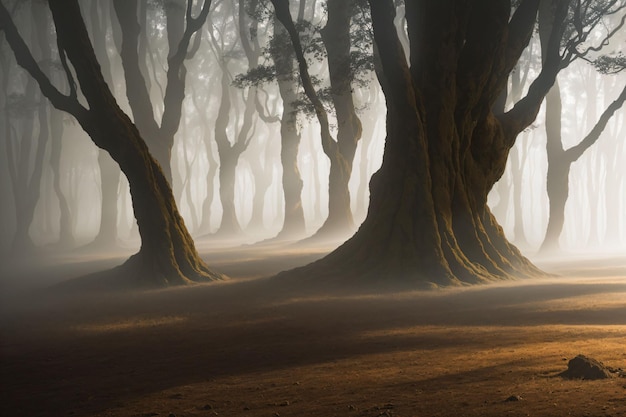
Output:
[{"left": 592, "top": 53, "right": 626, "bottom": 74}]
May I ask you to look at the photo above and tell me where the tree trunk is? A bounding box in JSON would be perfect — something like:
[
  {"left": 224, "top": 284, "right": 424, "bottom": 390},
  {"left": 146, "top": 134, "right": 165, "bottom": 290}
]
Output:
[
  {"left": 217, "top": 150, "right": 242, "bottom": 236},
  {"left": 0, "top": 0, "right": 223, "bottom": 285},
  {"left": 320, "top": 0, "right": 362, "bottom": 235},
  {"left": 0, "top": 46, "right": 13, "bottom": 254},
  {"left": 88, "top": 0, "right": 120, "bottom": 249},
  {"left": 48, "top": 106, "right": 75, "bottom": 248},
  {"left": 213, "top": 65, "right": 244, "bottom": 236},
  {"left": 246, "top": 144, "right": 273, "bottom": 234},
  {"left": 510, "top": 144, "right": 528, "bottom": 247},
  {"left": 271, "top": 18, "right": 306, "bottom": 239},
  {"left": 539, "top": 81, "right": 568, "bottom": 253},
  {"left": 8, "top": 76, "right": 48, "bottom": 254}
]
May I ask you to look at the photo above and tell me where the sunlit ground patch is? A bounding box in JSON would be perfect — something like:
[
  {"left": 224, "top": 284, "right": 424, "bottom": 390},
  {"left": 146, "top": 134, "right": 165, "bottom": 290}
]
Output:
[{"left": 72, "top": 315, "right": 188, "bottom": 333}]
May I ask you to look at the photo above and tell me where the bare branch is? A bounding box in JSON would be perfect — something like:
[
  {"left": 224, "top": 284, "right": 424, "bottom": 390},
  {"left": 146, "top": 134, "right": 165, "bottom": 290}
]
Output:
[
  {"left": 566, "top": 83, "right": 626, "bottom": 162},
  {"left": 0, "top": 2, "right": 88, "bottom": 120}
]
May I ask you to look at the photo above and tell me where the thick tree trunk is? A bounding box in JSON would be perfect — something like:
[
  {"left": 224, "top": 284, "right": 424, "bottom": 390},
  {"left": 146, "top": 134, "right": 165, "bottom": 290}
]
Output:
[{"left": 275, "top": 0, "right": 565, "bottom": 285}]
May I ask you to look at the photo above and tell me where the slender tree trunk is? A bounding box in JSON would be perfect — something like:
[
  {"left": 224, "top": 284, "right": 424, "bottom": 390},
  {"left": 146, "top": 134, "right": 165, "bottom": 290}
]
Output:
[
  {"left": 0, "top": 47, "right": 12, "bottom": 254},
  {"left": 213, "top": 65, "right": 244, "bottom": 236},
  {"left": 48, "top": 107, "right": 75, "bottom": 247},
  {"left": 310, "top": 0, "right": 363, "bottom": 239},
  {"left": 271, "top": 18, "right": 306, "bottom": 239},
  {"left": 8, "top": 75, "right": 48, "bottom": 254},
  {"left": 510, "top": 144, "right": 528, "bottom": 247},
  {"left": 246, "top": 144, "right": 273, "bottom": 234},
  {"left": 539, "top": 81, "right": 569, "bottom": 252},
  {"left": 604, "top": 111, "right": 625, "bottom": 245},
  {"left": 199, "top": 129, "right": 218, "bottom": 235}
]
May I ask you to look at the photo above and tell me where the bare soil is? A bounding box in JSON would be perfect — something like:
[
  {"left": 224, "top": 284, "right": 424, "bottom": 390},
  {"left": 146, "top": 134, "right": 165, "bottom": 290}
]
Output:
[{"left": 1, "top": 246, "right": 625, "bottom": 417}]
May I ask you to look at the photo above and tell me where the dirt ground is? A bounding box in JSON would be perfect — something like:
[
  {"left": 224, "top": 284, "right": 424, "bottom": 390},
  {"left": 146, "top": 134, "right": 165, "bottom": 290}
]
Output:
[{"left": 1, "top": 245, "right": 625, "bottom": 417}]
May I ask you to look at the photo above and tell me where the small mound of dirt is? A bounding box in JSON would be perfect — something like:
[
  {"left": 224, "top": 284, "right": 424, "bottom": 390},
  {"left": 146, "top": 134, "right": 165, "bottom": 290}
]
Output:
[{"left": 560, "top": 355, "right": 613, "bottom": 380}]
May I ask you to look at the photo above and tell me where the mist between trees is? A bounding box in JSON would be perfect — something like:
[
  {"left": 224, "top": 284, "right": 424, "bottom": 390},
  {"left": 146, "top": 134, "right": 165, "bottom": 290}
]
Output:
[{"left": 0, "top": 0, "right": 625, "bottom": 286}]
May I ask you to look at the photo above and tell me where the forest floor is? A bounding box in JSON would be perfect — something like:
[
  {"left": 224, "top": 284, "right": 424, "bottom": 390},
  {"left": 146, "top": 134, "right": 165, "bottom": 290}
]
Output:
[{"left": 1, "top": 243, "right": 625, "bottom": 417}]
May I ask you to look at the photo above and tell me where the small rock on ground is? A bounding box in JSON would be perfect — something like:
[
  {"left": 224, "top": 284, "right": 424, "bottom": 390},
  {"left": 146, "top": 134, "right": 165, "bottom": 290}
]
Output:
[{"left": 560, "top": 354, "right": 612, "bottom": 380}]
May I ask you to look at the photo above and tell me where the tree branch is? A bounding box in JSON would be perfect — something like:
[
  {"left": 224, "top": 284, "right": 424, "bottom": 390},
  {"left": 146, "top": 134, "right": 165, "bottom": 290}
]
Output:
[
  {"left": 113, "top": 0, "right": 160, "bottom": 137},
  {"left": 498, "top": 0, "right": 569, "bottom": 141},
  {"left": 0, "top": 2, "right": 88, "bottom": 121},
  {"left": 161, "top": 0, "right": 211, "bottom": 138},
  {"left": 565, "top": 83, "right": 626, "bottom": 162},
  {"left": 255, "top": 87, "right": 280, "bottom": 123},
  {"left": 502, "top": 0, "right": 541, "bottom": 79}
]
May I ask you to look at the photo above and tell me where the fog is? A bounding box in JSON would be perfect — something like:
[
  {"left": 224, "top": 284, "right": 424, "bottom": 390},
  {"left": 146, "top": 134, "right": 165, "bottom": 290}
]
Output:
[
  {"left": 0, "top": 0, "right": 625, "bottom": 285},
  {"left": 2, "top": 4, "right": 626, "bottom": 417}
]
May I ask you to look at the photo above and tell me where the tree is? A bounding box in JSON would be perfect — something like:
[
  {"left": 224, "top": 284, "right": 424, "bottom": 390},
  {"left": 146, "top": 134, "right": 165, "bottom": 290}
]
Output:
[
  {"left": 275, "top": 0, "right": 589, "bottom": 286},
  {"left": 207, "top": 2, "right": 256, "bottom": 237},
  {"left": 270, "top": 0, "right": 368, "bottom": 241},
  {"left": 269, "top": 13, "right": 306, "bottom": 239},
  {"left": 230, "top": 2, "right": 308, "bottom": 240},
  {"left": 0, "top": 0, "right": 223, "bottom": 285},
  {"left": 2, "top": 1, "right": 49, "bottom": 253},
  {"left": 311, "top": 0, "right": 363, "bottom": 239},
  {"left": 538, "top": 0, "right": 626, "bottom": 253},
  {"left": 539, "top": 82, "right": 626, "bottom": 252},
  {"left": 112, "top": 0, "right": 208, "bottom": 184}
]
